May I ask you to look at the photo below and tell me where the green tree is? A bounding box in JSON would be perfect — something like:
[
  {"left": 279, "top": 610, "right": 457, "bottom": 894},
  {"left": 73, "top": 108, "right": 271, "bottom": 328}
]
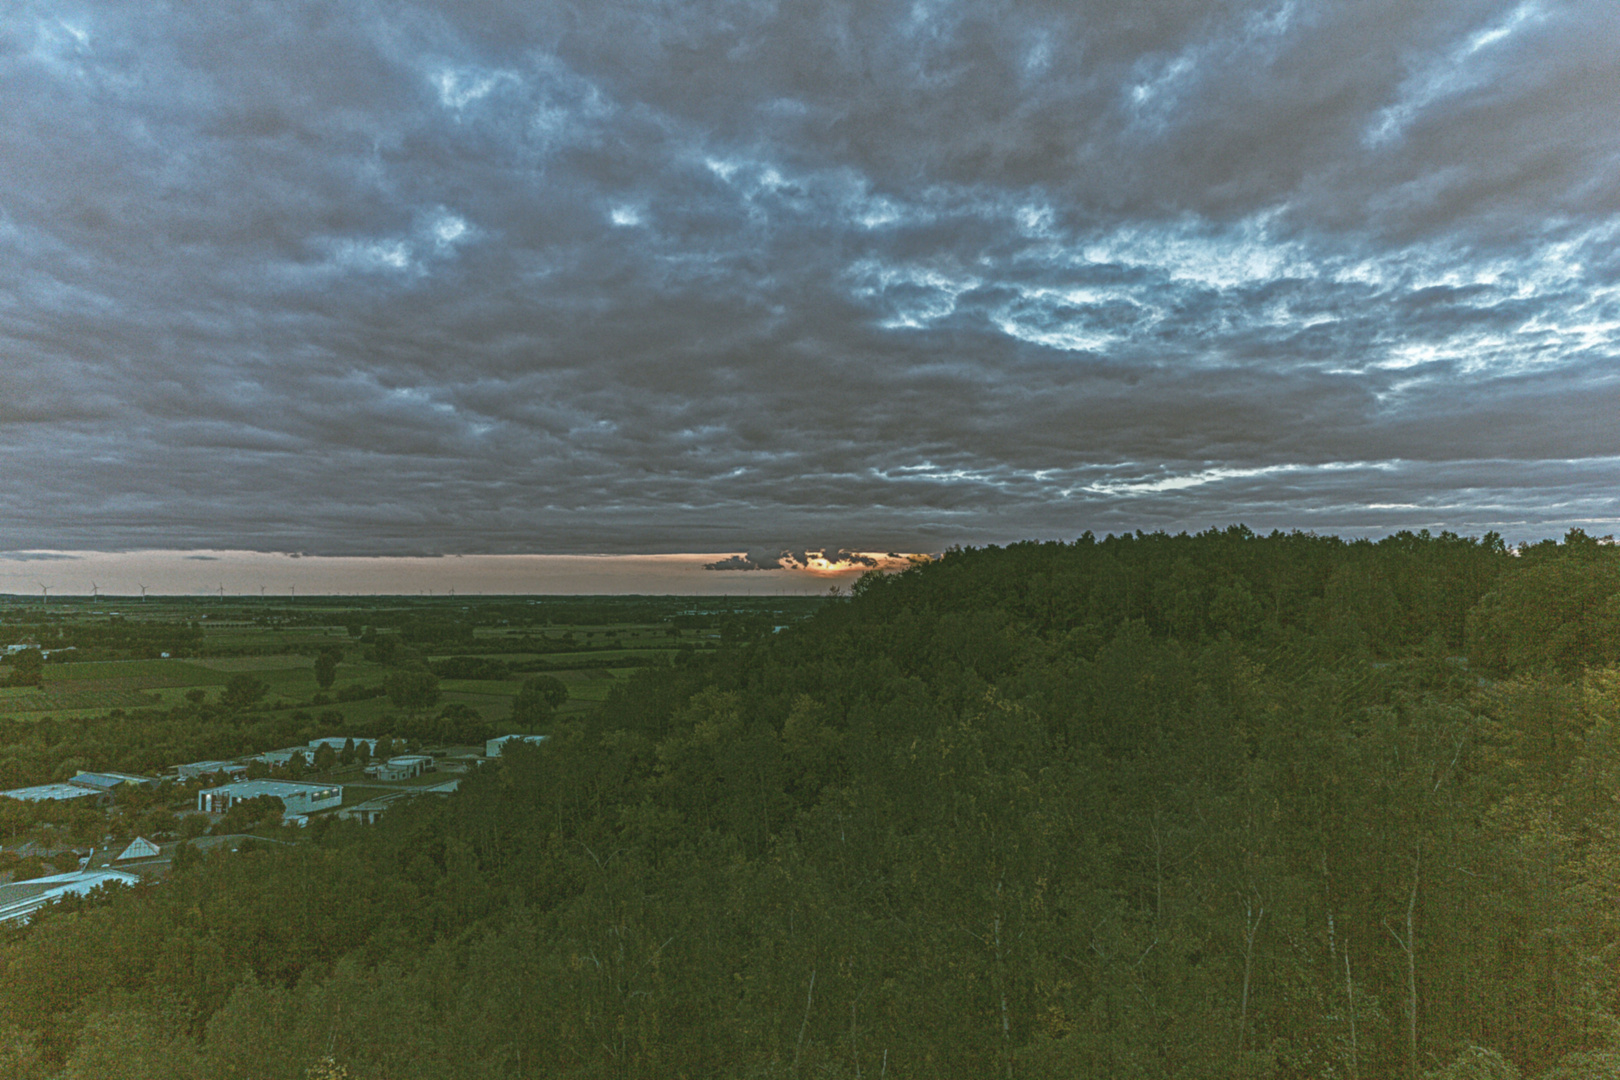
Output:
[
  {"left": 220, "top": 674, "right": 268, "bottom": 710},
  {"left": 216, "top": 794, "right": 284, "bottom": 834},
  {"left": 511, "top": 675, "right": 568, "bottom": 733},
  {"left": 436, "top": 703, "right": 493, "bottom": 744},
  {"left": 385, "top": 670, "right": 440, "bottom": 713},
  {"left": 5, "top": 648, "right": 43, "bottom": 688},
  {"left": 171, "top": 841, "right": 202, "bottom": 873},
  {"left": 136, "top": 808, "right": 177, "bottom": 837},
  {"left": 313, "top": 648, "right": 341, "bottom": 690},
  {"left": 1467, "top": 553, "right": 1620, "bottom": 675},
  {"left": 313, "top": 743, "right": 337, "bottom": 773}
]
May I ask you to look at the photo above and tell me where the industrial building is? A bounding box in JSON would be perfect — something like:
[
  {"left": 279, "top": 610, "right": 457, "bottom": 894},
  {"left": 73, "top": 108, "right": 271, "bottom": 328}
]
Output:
[
  {"left": 254, "top": 747, "right": 316, "bottom": 768},
  {"left": 68, "top": 771, "right": 161, "bottom": 793},
  {"left": 486, "top": 734, "right": 549, "bottom": 757},
  {"left": 1, "top": 783, "right": 110, "bottom": 805},
  {"left": 196, "top": 779, "right": 342, "bottom": 818},
  {"left": 366, "top": 754, "right": 435, "bottom": 781},
  {"left": 309, "top": 736, "right": 378, "bottom": 755},
  {"left": 2, "top": 770, "right": 161, "bottom": 804},
  {"left": 177, "top": 760, "right": 247, "bottom": 780},
  {"left": 336, "top": 779, "right": 461, "bottom": 825},
  {"left": 0, "top": 869, "right": 140, "bottom": 925}
]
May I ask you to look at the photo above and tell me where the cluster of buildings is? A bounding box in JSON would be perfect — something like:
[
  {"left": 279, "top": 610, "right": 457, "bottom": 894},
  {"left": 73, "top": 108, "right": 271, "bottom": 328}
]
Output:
[
  {"left": 5, "top": 735, "right": 551, "bottom": 827},
  {"left": 0, "top": 835, "right": 168, "bottom": 924},
  {"left": 0, "top": 733, "right": 552, "bottom": 922},
  {"left": 0, "top": 867, "right": 143, "bottom": 924},
  {"left": 1, "top": 771, "right": 161, "bottom": 806}
]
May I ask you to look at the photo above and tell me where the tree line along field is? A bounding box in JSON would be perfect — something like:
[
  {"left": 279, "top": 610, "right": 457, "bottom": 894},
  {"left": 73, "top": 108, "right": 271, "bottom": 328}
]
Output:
[
  {"left": 11, "top": 532, "right": 1620, "bottom": 1078},
  {"left": 0, "top": 596, "right": 814, "bottom": 727}
]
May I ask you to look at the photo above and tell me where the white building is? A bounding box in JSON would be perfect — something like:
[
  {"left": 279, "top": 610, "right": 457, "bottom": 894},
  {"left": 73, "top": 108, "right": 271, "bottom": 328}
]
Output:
[
  {"left": 255, "top": 747, "right": 316, "bottom": 768},
  {"left": 69, "top": 771, "right": 160, "bottom": 793},
  {"left": 486, "top": 734, "right": 549, "bottom": 757},
  {"left": 1, "top": 783, "right": 108, "bottom": 804},
  {"left": 366, "top": 755, "right": 434, "bottom": 781},
  {"left": 177, "top": 760, "right": 247, "bottom": 781},
  {"left": 308, "top": 736, "right": 378, "bottom": 755},
  {"left": 0, "top": 869, "right": 139, "bottom": 925},
  {"left": 197, "top": 780, "right": 342, "bottom": 818}
]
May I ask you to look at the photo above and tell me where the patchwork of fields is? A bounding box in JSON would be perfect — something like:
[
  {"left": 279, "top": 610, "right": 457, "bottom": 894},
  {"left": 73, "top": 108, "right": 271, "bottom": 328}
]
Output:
[
  {"left": 0, "top": 594, "right": 817, "bottom": 725},
  {"left": 3, "top": 650, "right": 634, "bottom": 722}
]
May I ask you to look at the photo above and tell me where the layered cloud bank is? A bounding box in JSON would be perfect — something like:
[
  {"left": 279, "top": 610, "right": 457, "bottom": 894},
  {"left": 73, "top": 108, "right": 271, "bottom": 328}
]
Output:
[{"left": 2, "top": 0, "right": 1617, "bottom": 555}]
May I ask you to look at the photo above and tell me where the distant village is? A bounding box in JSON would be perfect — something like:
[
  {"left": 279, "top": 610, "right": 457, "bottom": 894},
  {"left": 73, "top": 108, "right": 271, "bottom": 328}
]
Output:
[{"left": 0, "top": 732, "right": 548, "bottom": 925}]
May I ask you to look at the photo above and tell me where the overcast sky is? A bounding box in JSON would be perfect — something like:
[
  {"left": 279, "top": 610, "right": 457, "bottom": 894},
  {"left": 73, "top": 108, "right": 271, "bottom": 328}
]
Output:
[{"left": 3, "top": 0, "right": 1618, "bottom": 572}]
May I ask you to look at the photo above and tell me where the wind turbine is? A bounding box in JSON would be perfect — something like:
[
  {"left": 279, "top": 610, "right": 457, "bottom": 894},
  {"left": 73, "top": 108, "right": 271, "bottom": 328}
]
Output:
[
  {"left": 138, "top": 583, "right": 149, "bottom": 602},
  {"left": 37, "top": 582, "right": 51, "bottom": 607},
  {"left": 217, "top": 583, "right": 225, "bottom": 602},
  {"left": 90, "top": 582, "right": 100, "bottom": 603}
]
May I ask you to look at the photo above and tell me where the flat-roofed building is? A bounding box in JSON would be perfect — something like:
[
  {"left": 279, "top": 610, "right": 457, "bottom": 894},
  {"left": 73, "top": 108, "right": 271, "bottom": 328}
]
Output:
[
  {"left": 69, "top": 771, "right": 161, "bottom": 792},
  {"left": 197, "top": 780, "right": 342, "bottom": 818},
  {"left": 255, "top": 748, "right": 315, "bottom": 768},
  {"left": 486, "top": 734, "right": 549, "bottom": 757},
  {"left": 308, "top": 736, "right": 378, "bottom": 755},
  {"left": 0, "top": 869, "right": 139, "bottom": 924},
  {"left": 177, "top": 760, "right": 247, "bottom": 781},
  {"left": 1, "top": 783, "right": 109, "bottom": 805},
  {"left": 337, "top": 779, "right": 461, "bottom": 825},
  {"left": 366, "top": 755, "right": 434, "bottom": 781},
  {"left": 337, "top": 791, "right": 411, "bottom": 825}
]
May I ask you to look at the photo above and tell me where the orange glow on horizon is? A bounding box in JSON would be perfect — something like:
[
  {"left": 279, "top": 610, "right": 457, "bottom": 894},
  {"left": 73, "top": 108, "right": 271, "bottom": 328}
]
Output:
[{"left": 789, "top": 552, "right": 935, "bottom": 577}]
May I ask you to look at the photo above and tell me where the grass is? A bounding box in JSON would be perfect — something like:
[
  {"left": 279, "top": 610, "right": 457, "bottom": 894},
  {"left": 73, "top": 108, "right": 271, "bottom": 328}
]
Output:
[
  {"left": 0, "top": 597, "right": 747, "bottom": 729},
  {"left": 438, "top": 679, "right": 521, "bottom": 697},
  {"left": 194, "top": 656, "right": 316, "bottom": 672},
  {"left": 43, "top": 659, "right": 231, "bottom": 686},
  {"left": 527, "top": 648, "right": 674, "bottom": 664},
  {"left": 0, "top": 659, "right": 236, "bottom": 717}
]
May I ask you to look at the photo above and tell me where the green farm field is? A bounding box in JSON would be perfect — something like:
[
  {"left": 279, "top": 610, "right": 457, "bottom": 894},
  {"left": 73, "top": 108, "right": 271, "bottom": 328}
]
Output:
[
  {"left": 42, "top": 659, "right": 231, "bottom": 686},
  {"left": 194, "top": 655, "right": 316, "bottom": 672},
  {"left": 1, "top": 593, "right": 812, "bottom": 727}
]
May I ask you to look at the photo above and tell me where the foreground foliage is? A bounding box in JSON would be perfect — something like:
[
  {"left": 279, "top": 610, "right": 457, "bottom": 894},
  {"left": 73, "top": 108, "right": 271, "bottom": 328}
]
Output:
[{"left": 5, "top": 527, "right": 1620, "bottom": 1078}]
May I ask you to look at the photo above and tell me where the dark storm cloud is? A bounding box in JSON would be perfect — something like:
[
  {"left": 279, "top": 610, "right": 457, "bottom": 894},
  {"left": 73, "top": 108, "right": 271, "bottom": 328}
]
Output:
[{"left": 2, "top": 0, "right": 1618, "bottom": 555}]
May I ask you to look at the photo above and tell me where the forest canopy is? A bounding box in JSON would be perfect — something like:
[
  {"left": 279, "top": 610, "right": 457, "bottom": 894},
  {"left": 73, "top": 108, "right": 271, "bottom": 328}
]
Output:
[{"left": 4, "top": 527, "right": 1620, "bottom": 1079}]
